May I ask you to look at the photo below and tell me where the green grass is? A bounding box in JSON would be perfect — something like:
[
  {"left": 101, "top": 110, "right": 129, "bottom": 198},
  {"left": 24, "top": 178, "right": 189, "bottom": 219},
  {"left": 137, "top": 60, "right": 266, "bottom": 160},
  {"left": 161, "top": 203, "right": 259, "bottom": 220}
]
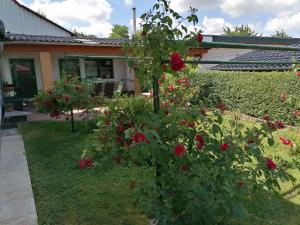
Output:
[
  {"left": 21, "top": 120, "right": 300, "bottom": 225},
  {"left": 21, "top": 122, "right": 148, "bottom": 225}
]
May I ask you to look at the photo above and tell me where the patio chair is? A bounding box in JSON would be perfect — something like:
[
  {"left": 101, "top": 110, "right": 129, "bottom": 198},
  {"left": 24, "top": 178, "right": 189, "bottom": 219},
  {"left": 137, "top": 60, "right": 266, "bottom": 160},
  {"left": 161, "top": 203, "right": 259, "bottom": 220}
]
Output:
[{"left": 103, "top": 82, "right": 115, "bottom": 98}]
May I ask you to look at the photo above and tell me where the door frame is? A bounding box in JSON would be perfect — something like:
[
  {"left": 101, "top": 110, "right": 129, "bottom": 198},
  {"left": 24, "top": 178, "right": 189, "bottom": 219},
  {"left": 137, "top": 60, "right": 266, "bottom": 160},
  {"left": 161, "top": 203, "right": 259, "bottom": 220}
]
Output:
[{"left": 10, "top": 58, "right": 38, "bottom": 98}]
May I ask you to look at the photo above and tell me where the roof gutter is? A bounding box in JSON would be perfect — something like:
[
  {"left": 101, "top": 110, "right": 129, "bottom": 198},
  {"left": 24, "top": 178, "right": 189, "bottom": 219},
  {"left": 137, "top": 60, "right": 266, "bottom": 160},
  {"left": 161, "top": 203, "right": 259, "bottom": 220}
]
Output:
[{"left": 4, "top": 41, "right": 123, "bottom": 48}]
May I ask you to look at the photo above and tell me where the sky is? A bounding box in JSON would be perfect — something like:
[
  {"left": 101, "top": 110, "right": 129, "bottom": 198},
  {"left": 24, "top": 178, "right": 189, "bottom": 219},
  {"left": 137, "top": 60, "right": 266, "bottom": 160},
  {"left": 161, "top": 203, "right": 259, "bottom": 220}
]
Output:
[{"left": 18, "top": 0, "right": 300, "bottom": 38}]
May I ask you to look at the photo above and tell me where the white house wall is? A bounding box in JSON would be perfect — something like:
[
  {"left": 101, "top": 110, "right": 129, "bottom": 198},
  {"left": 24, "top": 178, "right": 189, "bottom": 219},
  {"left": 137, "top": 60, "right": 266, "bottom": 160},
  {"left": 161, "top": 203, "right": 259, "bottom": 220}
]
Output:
[
  {"left": 199, "top": 48, "right": 252, "bottom": 71},
  {"left": 0, "top": 0, "right": 71, "bottom": 36},
  {"left": 1, "top": 52, "right": 43, "bottom": 90}
]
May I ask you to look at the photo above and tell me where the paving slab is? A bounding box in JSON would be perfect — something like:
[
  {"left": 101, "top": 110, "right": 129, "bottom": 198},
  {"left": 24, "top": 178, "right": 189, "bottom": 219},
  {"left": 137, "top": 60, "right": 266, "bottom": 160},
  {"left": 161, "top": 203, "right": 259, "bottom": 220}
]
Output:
[{"left": 0, "top": 128, "right": 38, "bottom": 225}]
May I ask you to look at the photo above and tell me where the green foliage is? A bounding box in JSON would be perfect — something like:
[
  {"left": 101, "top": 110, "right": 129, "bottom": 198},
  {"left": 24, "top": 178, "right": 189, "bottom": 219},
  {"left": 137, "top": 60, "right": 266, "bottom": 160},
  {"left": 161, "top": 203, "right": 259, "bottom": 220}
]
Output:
[
  {"left": 223, "top": 25, "right": 258, "bottom": 36},
  {"left": 124, "top": 0, "right": 199, "bottom": 87},
  {"left": 272, "top": 30, "right": 292, "bottom": 38},
  {"left": 72, "top": 28, "right": 97, "bottom": 38},
  {"left": 191, "top": 71, "right": 300, "bottom": 125},
  {"left": 94, "top": 92, "right": 298, "bottom": 225},
  {"left": 34, "top": 77, "right": 101, "bottom": 131},
  {"left": 109, "top": 24, "right": 130, "bottom": 39}
]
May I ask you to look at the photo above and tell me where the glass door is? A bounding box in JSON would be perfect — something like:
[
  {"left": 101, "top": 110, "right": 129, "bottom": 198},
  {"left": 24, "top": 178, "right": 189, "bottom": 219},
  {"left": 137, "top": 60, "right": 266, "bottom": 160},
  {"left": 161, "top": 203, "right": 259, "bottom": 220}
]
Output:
[{"left": 10, "top": 59, "right": 38, "bottom": 98}]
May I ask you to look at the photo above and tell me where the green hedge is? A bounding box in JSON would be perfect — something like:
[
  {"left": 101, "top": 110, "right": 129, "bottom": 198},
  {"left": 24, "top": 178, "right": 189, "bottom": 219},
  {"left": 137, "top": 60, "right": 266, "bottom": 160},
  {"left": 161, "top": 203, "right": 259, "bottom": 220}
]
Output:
[{"left": 191, "top": 71, "right": 300, "bottom": 124}]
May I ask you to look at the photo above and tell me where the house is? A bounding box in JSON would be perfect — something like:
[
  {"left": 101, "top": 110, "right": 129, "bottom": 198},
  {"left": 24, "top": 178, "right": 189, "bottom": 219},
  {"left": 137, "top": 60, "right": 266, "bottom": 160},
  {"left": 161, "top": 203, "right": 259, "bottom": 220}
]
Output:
[
  {"left": 0, "top": 0, "right": 137, "bottom": 102},
  {"left": 199, "top": 35, "right": 300, "bottom": 71},
  {"left": 210, "top": 46, "right": 300, "bottom": 71}
]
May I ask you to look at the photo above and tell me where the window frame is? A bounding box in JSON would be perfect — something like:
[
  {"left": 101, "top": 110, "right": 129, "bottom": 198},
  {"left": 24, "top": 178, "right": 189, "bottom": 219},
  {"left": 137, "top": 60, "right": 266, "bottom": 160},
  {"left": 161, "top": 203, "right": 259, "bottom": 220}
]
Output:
[
  {"left": 59, "top": 58, "right": 80, "bottom": 78},
  {"left": 84, "top": 58, "right": 114, "bottom": 79}
]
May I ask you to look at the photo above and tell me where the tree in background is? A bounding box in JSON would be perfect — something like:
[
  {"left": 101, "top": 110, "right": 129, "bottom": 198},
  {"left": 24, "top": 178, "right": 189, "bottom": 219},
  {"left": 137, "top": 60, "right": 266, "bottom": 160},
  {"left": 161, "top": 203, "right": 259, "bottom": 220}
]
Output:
[
  {"left": 109, "top": 25, "right": 130, "bottom": 39},
  {"left": 72, "top": 29, "right": 97, "bottom": 38},
  {"left": 272, "top": 30, "right": 292, "bottom": 38},
  {"left": 223, "top": 25, "right": 258, "bottom": 36}
]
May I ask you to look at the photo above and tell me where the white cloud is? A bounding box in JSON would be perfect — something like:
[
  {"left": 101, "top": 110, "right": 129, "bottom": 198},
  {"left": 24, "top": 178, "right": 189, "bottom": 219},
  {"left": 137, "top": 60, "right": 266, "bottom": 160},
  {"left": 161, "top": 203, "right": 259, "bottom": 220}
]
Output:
[
  {"left": 221, "top": 0, "right": 299, "bottom": 17},
  {"left": 170, "top": 0, "right": 221, "bottom": 12},
  {"left": 26, "top": 0, "right": 113, "bottom": 37},
  {"left": 124, "top": 0, "right": 133, "bottom": 6},
  {"left": 201, "top": 16, "right": 233, "bottom": 35},
  {"left": 264, "top": 12, "right": 300, "bottom": 35}
]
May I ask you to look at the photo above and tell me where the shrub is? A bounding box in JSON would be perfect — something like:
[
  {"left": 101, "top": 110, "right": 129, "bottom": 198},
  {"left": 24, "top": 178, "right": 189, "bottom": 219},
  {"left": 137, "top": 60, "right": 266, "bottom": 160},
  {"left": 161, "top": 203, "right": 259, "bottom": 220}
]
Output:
[
  {"left": 87, "top": 1, "right": 299, "bottom": 224},
  {"left": 34, "top": 77, "right": 100, "bottom": 132},
  {"left": 191, "top": 71, "right": 300, "bottom": 125}
]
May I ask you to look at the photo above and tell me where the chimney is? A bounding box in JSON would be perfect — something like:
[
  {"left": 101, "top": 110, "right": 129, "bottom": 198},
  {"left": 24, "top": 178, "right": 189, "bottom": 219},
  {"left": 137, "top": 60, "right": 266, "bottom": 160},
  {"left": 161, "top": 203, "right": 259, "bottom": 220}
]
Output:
[{"left": 132, "top": 6, "right": 137, "bottom": 36}]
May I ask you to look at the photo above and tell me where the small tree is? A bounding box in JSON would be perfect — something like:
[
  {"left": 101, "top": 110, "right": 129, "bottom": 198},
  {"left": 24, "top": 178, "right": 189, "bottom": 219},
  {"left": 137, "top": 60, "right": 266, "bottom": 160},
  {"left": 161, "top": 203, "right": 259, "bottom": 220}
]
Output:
[
  {"left": 272, "top": 30, "right": 292, "bottom": 38},
  {"left": 223, "top": 25, "right": 258, "bottom": 36},
  {"left": 34, "top": 77, "right": 95, "bottom": 132},
  {"left": 109, "top": 24, "right": 130, "bottom": 39}
]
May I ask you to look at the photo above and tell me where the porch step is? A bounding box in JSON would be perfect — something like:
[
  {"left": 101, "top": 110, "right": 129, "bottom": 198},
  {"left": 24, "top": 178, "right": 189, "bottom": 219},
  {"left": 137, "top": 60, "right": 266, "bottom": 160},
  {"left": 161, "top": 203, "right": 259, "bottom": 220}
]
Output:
[{"left": 2, "top": 111, "right": 32, "bottom": 129}]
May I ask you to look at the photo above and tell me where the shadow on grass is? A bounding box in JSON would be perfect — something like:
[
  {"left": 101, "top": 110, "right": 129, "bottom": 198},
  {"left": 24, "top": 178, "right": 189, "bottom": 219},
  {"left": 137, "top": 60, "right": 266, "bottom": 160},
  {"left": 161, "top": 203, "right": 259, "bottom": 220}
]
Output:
[
  {"left": 281, "top": 184, "right": 300, "bottom": 200},
  {"left": 245, "top": 189, "right": 300, "bottom": 225}
]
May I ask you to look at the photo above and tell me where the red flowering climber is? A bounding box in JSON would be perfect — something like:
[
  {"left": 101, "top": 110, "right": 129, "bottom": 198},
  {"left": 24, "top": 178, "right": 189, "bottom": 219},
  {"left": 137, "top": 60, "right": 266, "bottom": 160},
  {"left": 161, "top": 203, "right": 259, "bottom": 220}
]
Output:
[{"left": 170, "top": 52, "right": 185, "bottom": 71}]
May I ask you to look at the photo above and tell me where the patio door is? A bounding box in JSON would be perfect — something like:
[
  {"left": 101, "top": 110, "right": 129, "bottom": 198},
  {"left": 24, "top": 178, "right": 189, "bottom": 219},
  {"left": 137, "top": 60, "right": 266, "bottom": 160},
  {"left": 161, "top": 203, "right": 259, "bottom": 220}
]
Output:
[{"left": 10, "top": 59, "right": 37, "bottom": 98}]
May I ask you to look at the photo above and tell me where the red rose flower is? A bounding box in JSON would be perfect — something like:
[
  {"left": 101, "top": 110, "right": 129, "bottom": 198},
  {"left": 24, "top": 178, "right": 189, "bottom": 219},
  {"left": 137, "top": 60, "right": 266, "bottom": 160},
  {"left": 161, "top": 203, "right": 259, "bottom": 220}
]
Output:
[
  {"left": 180, "top": 120, "right": 188, "bottom": 126},
  {"left": 279, "top": 137, "right": 293, "bottom": 146},
  {"left": 267, "top": 122, "right": 277, "bottom": 130},
  {"left": 43, "top": 100, "right": 52, "bottom": 108},
  {"left": 50, "top": 109, "right": 60, "bottom": 118},
  {"left": 263, "top": 114, "right": 270, "bottom": 121},
  {"left": 296, "top": 71, "right": 300, "bottom": 77},
  {"left": 85, "top": 158, "right": 94, "bottom": 167},
  {"left": 128, "top": 121, "right": 134, "bottom": 128},
  {"left": 173, "top": 144, "right": 186, "bottom": 157},
  {"left": 133, "top": 132, "right": 147, "bottom": 144},
  {"left": 117, "top": 125, "right": 125, "bottom": 132},
  {"left": 161, "top": 64, "right": 167, "bottom": 71},
  {"left": 116, "top": 136, "right": 123, "bottom": 143},
  {"left": 237, "top": 180, "right": 244, "bottom": 188},
  {"left": 188, "top": 122, "right": 195, "bottom": 129},
  {"left": 275, "top": 120, "right": 285, "bottom": 129},
  {"left": 195, "top": 134, "right": 205, "bottom": 150},
  {"left": 170, "top": 52, "right": 185, "bottom": 71},
  {"left": 217, "top": 102, "right": 226, "bottom": 111},
  {"left": 292, "top": 111, "right": 299, "bottom": 118},
  {"left": 47, "top": 89, "right": 53, "bottom": 95},
  {"left": 196, "top": 32, "right": 203, "bottom": 44},
  {"left": 75, "top": 85, "right": 82, "bottom": 91},
  {"left": 79, "top": 159, "right": 86, "bottom": 169},
  {"left": 64, "top": 95, "right": 71, "bottom": 102},
  {"left": 180, "top": 164, "right": 190, "bottom": 172},
  {"left": 168, "top": 85, "right": 174, "bottom": 92},
  {"left": 195, "top": 134, "right": 204, "bottom": 143},
  {"left": 220, "top": 143, "right": 229, "bottom": 152},
  {"left": 267, "top": 159, "right": 277, "bottom": 170},
  {"left": 247, "top": 139, "right": 255, "bottom": 145}
]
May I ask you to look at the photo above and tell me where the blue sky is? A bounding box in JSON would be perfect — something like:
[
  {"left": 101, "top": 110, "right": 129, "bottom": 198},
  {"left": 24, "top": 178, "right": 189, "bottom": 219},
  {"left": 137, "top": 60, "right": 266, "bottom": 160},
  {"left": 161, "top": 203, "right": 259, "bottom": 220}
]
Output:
[{"left": 20, "top": 0, "right": 300, "bottom": 37}]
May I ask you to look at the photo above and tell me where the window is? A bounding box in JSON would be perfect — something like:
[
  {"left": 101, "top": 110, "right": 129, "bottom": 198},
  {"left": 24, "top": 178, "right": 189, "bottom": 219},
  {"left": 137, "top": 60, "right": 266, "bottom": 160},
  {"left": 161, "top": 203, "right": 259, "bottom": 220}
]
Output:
[
  {"left": 59, "top": 59, "right": 80, "bottom": 78},
  {"left": 84, "top": 59, "right": 113, "bottom": 79}
]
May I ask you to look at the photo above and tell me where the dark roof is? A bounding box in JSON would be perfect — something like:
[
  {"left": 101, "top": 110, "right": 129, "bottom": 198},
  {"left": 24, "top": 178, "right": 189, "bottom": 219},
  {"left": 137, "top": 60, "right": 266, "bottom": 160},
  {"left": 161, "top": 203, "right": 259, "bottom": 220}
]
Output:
[
  {"left": 5, "top": 33, "right": 127, "bottom": 46},
  {"left": 205, "top": 35, "right": 300, "bottom": 45},
  {"left": 211, "top": 47, "right": 300, "bottom": 71},
  {"left": 12, "top": 0, "right": 74, "bottom": 36}
]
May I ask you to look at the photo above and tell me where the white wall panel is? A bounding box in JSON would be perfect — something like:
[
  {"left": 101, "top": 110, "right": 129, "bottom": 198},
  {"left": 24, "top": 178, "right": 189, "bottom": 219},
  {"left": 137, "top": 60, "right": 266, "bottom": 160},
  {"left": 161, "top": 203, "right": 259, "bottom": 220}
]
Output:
[{"left": 0, "top": 0, "right": 71, "bottom": 36}]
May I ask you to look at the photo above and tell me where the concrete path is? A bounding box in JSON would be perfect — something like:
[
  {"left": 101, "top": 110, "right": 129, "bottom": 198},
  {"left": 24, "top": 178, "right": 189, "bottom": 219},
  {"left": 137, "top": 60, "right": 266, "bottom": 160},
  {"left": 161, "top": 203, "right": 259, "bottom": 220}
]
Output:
[{"left": 0, "top": 129, "right": 38, "bottom": 225}]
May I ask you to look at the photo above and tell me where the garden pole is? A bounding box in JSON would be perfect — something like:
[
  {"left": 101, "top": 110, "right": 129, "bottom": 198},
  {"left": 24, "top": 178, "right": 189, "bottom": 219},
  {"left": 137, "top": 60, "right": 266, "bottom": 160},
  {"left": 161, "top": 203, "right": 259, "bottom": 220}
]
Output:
[
  {"left": 153, "top": 76, "right": 160, "bottom": 113},
  {"left": 70, "top": 107, "right": 75, "bottom": 133}
]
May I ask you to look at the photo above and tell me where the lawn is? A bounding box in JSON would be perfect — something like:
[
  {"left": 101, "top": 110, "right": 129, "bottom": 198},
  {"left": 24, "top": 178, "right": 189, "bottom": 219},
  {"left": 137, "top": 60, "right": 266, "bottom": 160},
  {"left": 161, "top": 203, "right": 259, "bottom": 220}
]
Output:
[
  {"left": 21, "top": 122, "right": 148, "bottom": 225},
  {"left": 21, "top": 119, "right": 300, "bottom": 225}
]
